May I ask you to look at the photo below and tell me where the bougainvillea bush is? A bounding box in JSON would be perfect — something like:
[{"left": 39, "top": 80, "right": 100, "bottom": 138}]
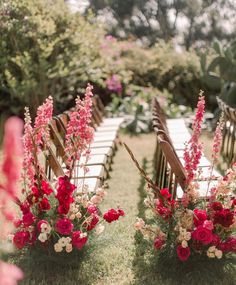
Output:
[
  {"left": 12, "top": 84, "right": 124, "bottom": 257},
  {"left": 126, "top": 94, "right": 235, "bottom": 284}
]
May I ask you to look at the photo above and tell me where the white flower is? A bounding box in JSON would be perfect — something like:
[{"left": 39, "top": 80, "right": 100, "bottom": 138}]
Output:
[
  {"left": 207, "top": 251, "right": 215, "bottom": 258},
  {"left": 134, "top": 218, "right": 145, "bottom": 230},
  {"left": 144, "top": 198, "right": 150, "bottom": 206},
  {"left": 70, "top": 214, "right": 76, "bottom": 220},
  {"left": 208, "top": 246, "right": 216, "bottom": 253},
  {"left": 181, "top": 240, "right": 188, "bottom": 248},
  {"left": 76, "top": 212, "right": 82, "bottom": 219},
  {"left": 66, "top": 237, "right": 72, "bottom": 243},
  {"left": 58, "top": 237, "right": 69, "bottom": 247},
  {"left": 95, "top": 224, "right": 105, "bottom": 235},
  {"left": 65, "top": 244, "right": 73, "bottom": 253},
  {"left": 40, "top": 223, "right": 48, "bottom": 233},
  {"left": 90, "top": 195, "right": 102, "bottom": 204},
  {"left": 80, "top": 232, "right": 87, "bottom": 238},
  {"left": 215, "top": 250, "right": 223, "bottom": 259},
  {"left": 54, "top": 243, "right": 63, "bottom": 253},
  {"left": 38, "top": 233, "right": 47, "bottom": 243},
  {"left": 185, "top": 232, "right": 191, "bottom": 241}
]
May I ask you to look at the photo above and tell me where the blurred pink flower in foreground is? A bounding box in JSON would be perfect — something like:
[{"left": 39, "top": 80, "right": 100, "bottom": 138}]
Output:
[
  {"left": 0, "top": 261, "right": 23, "bottom": 285},
  {"left": 0, "top": 117, "right": 24, "bottom": 284}
]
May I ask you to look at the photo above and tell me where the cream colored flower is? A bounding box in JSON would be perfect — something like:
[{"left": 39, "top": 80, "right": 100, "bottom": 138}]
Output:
[
  {"left": 90, "top": 195, "right": 102, "bottom": 204},
  {"left": 181, "top": 240, "right": 188, "bottom": 248},
  {"left": 54, "top": 243, "right": 63, "bottom": 253},
  {"left": 38, "top": 233, "right": 47, "bottom": 243},
  {"left": 44, "top": 225, "right": 52, "bottom": 234},
  {"left": 58, "top": 237, "right": 69, "bottom": 247},
  {"left": 95, "top": 224, "right": 105, "bottom": 236},
  {"left": 80, "top": 232, "right": 87, "bottom": 238},
  {"left": 70, "top": 214, "right": 76, "bottom": 220},
  {"left": 65, "top": 244, "right": 73, "bottom": 253},
  {"left": 181, "top": 210, "right": 194, "bottom": 229},
  {"left": 215, "top": 250, "right": 223, "bottom": 259},
  {"left": 207, "top": 251, "right": 215, "bottom": 258},
  {"left": 40, "top": 223, "right": 48, "bottom": 233},
  {"left": 76, "top": 212, "right": 82, "bottom": 219},
  {"left": 185, "top": 232, "right": 191, "bottom": 241}
]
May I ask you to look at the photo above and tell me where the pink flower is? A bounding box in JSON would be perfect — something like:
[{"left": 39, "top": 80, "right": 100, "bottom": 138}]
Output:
[
  {"left": 154, "top": 237, "right": 165, "bottom": 250},
  {"left": 55, "top": 218, "right": 74, "bottom": 235},
  {"left": 13, "top": 231, "right": 30, "bottom": 249},
  {"left": 37, "top": 220, "right": 49, "bottom": 232},
  {"left": 87, "top": 205, "right": 99, "bottom": 215},
  {"left": 211, "top": 115, "right": 224, "bottom": 164},
  {"left": 177, "top": 245, "right": 190, "bottom": 261},
  {"left": 72, "top": 231, "right": 88, "bottom": 249},
  {"left": 0, "top": 261, "right": 23, "bottom": 285},
  {"left": 203, "top": 220, "right": 214, "bottom": 230},
  {"left": 183, "top": 92, "right": 205, "bottom": 183},
  {"left": 106, "top": 74, "right": 122, "bottom": 94},
  {"left": 192, "top": 225, "right": 213, "bottom": 245}
]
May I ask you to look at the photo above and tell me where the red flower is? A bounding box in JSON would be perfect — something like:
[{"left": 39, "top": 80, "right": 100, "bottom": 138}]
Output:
[
  {"left": 157, "top": 205, "right": 172, "bottom": 220},
  {"left": 177, "top": 245, "right": 190, "bottom": 261},
  {"left": 118, "top": 209, "right": 125, "bottom": 216},
  {"left": 210, "top": 202, "right": 223, "bottom": 211},
  {"left": 193, "top": 209, "right": 207, "bottom": 226},
  {"left": 160, "top": 188, "right": 172, "bottom": 200},
  {"left": 39, "top": 198, "right": 51, "bottom": 211},
  {"left": 219, "top": 237, "right": 236, "bottom": 253},
  {"left": 13, "top": 231, "right": 30, "bottom": 249},
  {"left": 55, "top": 218, "right": 74, "bottom": 235},
  {"left": 103, "top": 209, "right": 120, "bottom": 223},
  {"left": 57, "top": 204, "right": 70, "bottom": 215},
  {"left": 22, "top": 212, "right": 35, "bottom": 227},
  {"left": 86, "top": 215, "right": 99, "bottom": 231},
  {"left": 154, "top": 237, "right": 164, "bottom": 250},
  {"left": 213, "top": 209, "right": 234, "bottom": 227},
  {"left": 87, "top": 205, "right": 99, "bottom": 215},
  {"left": 192, "top": 225, "right": 213, "bottom": 245},
  {"left": 20, "top": 202, "right": 30, "bottom": 214},
  {"left": 72, "top": 231, "right": 88, "bottom": 249},
  {"left": 41, "top": 180, "right": 53, "bottom": 195},
  {"left": 13, "top": 219, "right": 22, "bottom": 228},
  {"left": 32, "top": 186, "right": 40, "bottom": 198},
  {"left": 57, "top": 176, "right": 76, "bottom": 195},
  {"left": 211, "top": 234, "right": 221, "bottom": 246}
]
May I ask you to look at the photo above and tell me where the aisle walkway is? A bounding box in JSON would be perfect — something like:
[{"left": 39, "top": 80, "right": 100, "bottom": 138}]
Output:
[{"left": 19, "top": 133, "right": 157, "bottom": 285}]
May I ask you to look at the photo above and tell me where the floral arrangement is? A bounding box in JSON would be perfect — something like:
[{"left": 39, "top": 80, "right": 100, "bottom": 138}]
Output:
[
  {"left": 0, "top": 117, "right": 24, "bottom": 284},
  {"left": 125, "top": 93, "right": 235, "bottom": 283},
  {"left": 12, "top": 84, "right": 124, "bottom": 255}
]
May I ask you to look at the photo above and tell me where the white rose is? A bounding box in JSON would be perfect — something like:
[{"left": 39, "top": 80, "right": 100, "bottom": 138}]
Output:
[
  {"left": 215, "top": 250, "right": 223, "bottom": 259},
  {"left": 38, "top": 233, "right": 47, "bottom": 243},
  {"left": 54, "top": 243, "right": 63, "bottom": 253},
  {"left": 181, "top": 240, "right": 188, "bottom": 248},
  {"left": 65, "top": 244, "right": 73, "bottom": 253}
]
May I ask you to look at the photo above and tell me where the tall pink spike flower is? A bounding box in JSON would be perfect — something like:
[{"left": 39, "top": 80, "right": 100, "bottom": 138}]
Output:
[
  {"left": 34, "top": 96, "right": 53, "bottom": 147},
  {"left": 22, "top": 107, "right": 35, "bottom": 188},
  {"left": 211, "top": 114, "right": 224, "bottom": 165},
  {"left": 65, "top": 83, "right": 94, "bottom": 177},
  {"left": 183, "top": 91, "right": 205, "bottom": 184}
]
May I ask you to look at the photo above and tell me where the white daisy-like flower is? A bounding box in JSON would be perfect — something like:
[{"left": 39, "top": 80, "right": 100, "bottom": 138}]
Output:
[{"left": 65, "top": 244, "right": 73, "bottom": 253}]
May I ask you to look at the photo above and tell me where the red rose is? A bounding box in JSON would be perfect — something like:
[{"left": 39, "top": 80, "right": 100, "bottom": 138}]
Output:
[
  {"left": 41, "top": 180, "right": 53, "bottom": 195},
  {"left": 160, "top": 188, "right": 172, "bottom": 199},
  {"left": 86, "top": 215, "right": 99, "bottom": 231},
  {"left": 57, "top": 203, "right": 70, "bottom": 215},
  {"left": 22, "top": 212, "right": 35, "bottom": 227},
  {"left": 32, "top": 186, "right": 40, "bottom": 198},
  {"left": 214, "top": 209, "right": 234, "bottom": 227},
  {"left": 154, "top": 237, "right": 164, "bottom": 250},
  {"left": 57, "top": 176, "right": 76, "bottom": 195},
  {"left": 157, "top": 206, "right": 172, "bottom": 220},
  {"left": 210, "top": 202, "right": 223, "bottom": 211},
  {"left": 13, "top": 219, "right": 22, "bottom": 228},
  {"left": 219, "top": 238, "right": 236, "bottom": 253},
  {"left": 37, "top": 220, "right": 48, "bottom": 232},
  {"left": 87, "top": 205, "right": 99, "bottom": 215},
  {"left": 39, "top": 198, "right": 51, "bottom": 211},
  {"left": 72, "top": 231, "right": 88, "bottom": 249},
  {"left": 118, "top": 209, "right": 125, "bottom": 216},
  {"left": 177, "top": 245, "right": 190, "bottom": 261},
  {"left": 13, "top": 231, "right": 30, "bottom": 249},
  {"left": 20, "top": 202, "right": 30, "bottom": 214},
  {"left": 211, "top": 234, "right": 221, "bottom": 246},
  {"left": 56, "top": 193, "right": 74, "bottom": 204},
  {"left": 103, "top": 209, "right": 120, "bottom": 223},
  {"left": 55, "top": 218, "right": 74, "bottom": 235},
  {"left": 193, "top": 209, "right": 207, "bottom": 226},
  {"left": 192, "top": 225, "right": 213, "bottom": 245}
]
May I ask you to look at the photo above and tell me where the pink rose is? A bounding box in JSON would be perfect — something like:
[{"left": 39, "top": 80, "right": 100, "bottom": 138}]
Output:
[
  {"left": 37, "top": 220, "right": 48, "bottom": 232},
  {"left": 177, "top": 245, "right": 190, "bottom": 261},
  {"left": 72, "top": 231, "right": 88, "bottom": 249},
  {"left": 86, "top": 215, "right": 99, "bottom": 231},
  {"left": 192, "top": 225, "right": 213, "bottom": 245},
  {"left": 55, "top": 218, "right": 74, "bottom": 235},
  {"left": 203, "top": 220, "right": 214, "bottom": 230},
  {"left": 87, "top": 205, "right": 99, "bottom": 215}
]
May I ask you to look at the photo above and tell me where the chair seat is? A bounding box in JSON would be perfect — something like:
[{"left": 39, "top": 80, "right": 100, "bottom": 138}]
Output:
[
  {"left": 93, "top": 134, "right": 117, "bottom": 143},
  {"left": 102, "top": 117, "right": 124, "bottom": 125},
  {"left": 91, "top": 141, "right": 115, "bottom": 149},
  {"left": 71, "top": 177, "right": 100, "bottom": 193},
  {"left": 73, "top": 164, "right": 105, "bottom": 179}
]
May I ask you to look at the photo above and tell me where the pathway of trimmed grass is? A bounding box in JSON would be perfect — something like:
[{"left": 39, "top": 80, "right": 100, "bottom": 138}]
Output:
[{"left": 17, "top": 133, "right": 157, "bottom": 285}]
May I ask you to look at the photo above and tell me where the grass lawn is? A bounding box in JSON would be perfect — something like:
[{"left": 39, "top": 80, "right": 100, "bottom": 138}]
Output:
[{"left": 13, "top": 133, "right": 158, "bottom": 285}]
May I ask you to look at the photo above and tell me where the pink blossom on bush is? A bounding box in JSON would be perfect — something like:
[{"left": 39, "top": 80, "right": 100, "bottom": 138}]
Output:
[
  {"left": 106, "top": 74, "right": 122, "bottom": 94},
  {"left": 0, "top": 261, "right": 23, "bottom": 285}
]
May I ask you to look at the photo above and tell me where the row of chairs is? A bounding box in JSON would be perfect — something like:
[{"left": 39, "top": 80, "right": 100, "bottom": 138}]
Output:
[
  {"left": 217, "top": 97, "right": 236, "bottom": 168},
  {"left": 152, "top": 97, "right": 220, "bottom": 199},
  {"left": 39, "top": 95, "right": 124, "bottom": 192}
]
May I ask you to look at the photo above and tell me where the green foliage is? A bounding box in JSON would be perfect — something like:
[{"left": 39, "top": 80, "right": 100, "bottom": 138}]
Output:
[
  {"left": 0, "top": 0, "right": 111, "bottom": 117},
  {"left": 203, "top": 40, "right": 236, "bottom": 107}
]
